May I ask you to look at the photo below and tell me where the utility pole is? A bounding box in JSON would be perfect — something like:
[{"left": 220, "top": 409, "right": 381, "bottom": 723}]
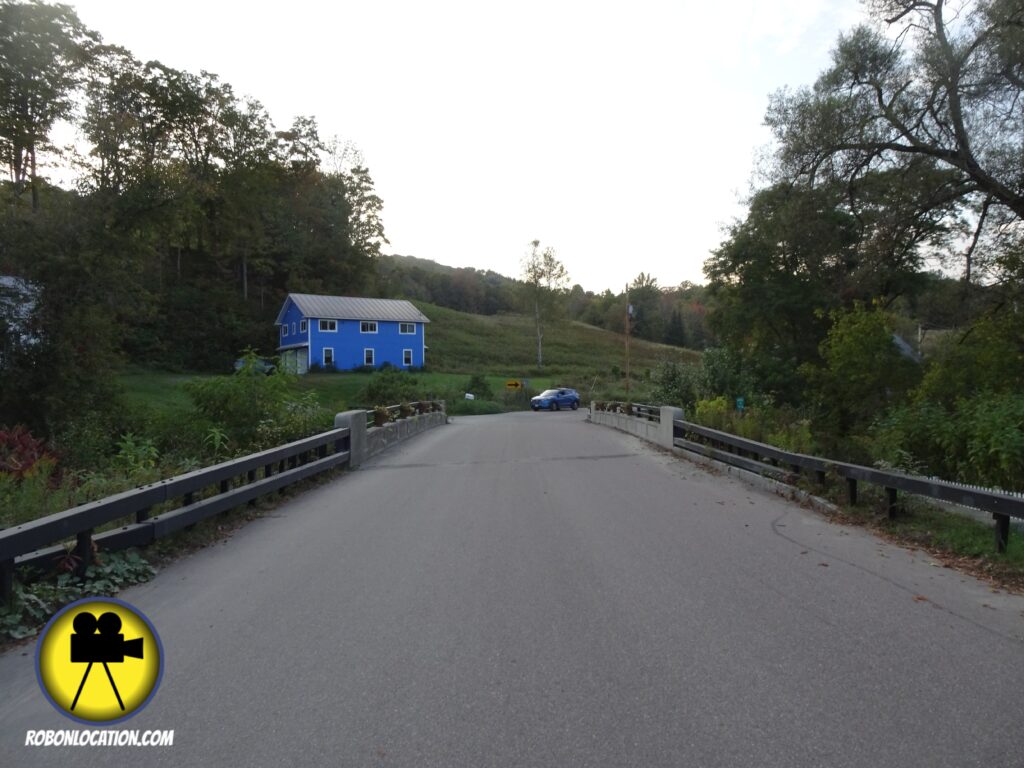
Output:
[{"left": 625, "top": 284, "right": 631, "bottom": 402}]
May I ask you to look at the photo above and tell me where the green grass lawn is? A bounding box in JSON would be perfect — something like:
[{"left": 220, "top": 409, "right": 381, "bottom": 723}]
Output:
[{"left": 117, "top": 369, "right": 205, "bottom": 420}]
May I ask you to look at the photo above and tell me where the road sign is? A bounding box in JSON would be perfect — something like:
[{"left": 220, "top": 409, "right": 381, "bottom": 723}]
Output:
[{"left": 505, "top": 380, "right": 521, "bottom": 390}]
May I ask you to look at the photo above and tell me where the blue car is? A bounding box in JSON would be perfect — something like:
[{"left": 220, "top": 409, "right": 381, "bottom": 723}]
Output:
[{"left": 531, "top": 387, "right": 581, "bottom": 411}]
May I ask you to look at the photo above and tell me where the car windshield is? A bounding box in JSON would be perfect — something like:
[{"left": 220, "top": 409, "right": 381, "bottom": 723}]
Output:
[{"left": 538, "top": 390, "right": 560, "bottom": 398}]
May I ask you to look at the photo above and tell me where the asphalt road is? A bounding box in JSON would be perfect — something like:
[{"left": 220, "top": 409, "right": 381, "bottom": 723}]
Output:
[{"left": 2, "top": 411, "right": 1023, "bottom": 768}]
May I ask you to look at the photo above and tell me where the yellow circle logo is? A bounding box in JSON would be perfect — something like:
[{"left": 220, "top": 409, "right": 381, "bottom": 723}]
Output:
[{"left": 36, "top": 598, "right": 163, "bottom": 725}]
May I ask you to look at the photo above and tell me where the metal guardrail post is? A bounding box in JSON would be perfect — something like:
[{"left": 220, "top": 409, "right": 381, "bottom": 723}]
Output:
[
  {"left": 1, "top": 559, "right": 13, "bottom": 606},
  {"left": 247, "top": 469, "right": 258, "bottom": 507},
  {"left": 75, "top": 529, "right": 93, "bottom": 578},
  {"left": 886, "top": 488, "right": 899, "bottom": 519},
  {"left": 994, "top": 514, "right": 1010, "bottom": 553}
]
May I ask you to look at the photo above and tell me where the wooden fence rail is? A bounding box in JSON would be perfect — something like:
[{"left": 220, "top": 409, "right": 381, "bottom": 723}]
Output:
[
  {"left": 0, "top": 426, "right": 351, "bottom": 603},
  {"left": 671, "top": 418, "right": 1024, "bottom": 552}
]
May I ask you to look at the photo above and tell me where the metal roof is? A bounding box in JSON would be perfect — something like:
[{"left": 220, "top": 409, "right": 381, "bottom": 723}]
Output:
[{"left": 277, "top": 294, "right": 430, "bottom": 324}]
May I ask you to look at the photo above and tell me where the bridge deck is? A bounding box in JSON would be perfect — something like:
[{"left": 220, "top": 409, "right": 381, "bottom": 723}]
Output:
[{"left": 2, "top": 411, "right": 1021, "bottom": 767}]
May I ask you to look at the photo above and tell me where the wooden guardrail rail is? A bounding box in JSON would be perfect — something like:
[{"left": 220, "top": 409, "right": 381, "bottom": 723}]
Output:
[
  {"left": 0, "top": 427, "right": 351, "bottom": 603},
  {"left": 672, "top": 417, "right": 1024, "bottom": 553}
]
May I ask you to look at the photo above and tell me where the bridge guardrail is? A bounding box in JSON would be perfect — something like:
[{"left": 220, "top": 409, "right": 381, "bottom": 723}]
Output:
[
  {"left": 0, "top": 401, "right": 448, "bottom": 603},
  {"left": 671, "top": 417, "right": 1024, "bottom": 552},
  {"left": 591, "top": 400, "right": 1023, "bottom": 552},
  {"left": 0, "top": 427, "right": 351, "bottom": 603},
  {"left": 364, "top": 400, "right": 446, "bottom": 427}
]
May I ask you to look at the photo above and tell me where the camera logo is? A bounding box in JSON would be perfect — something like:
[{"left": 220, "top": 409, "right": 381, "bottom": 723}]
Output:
[{"left": 36, "top": 598, "right": 163, "bottom": 725}]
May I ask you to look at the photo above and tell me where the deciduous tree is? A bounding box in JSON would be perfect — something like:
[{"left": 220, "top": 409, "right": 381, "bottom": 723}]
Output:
[
  {"left": 766, "top": 0, "right": 1024, "bottom": 283},
  {"left": 521, "top": 240, "right": 569, "bottom": 368},
  {"left": 0, "top": 0, "right": 96, "bottom": 211}
]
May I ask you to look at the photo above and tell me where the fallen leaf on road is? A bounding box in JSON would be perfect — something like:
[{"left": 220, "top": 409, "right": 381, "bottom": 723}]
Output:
[
  {"left": 818, "top": 562, "right": 829, "bottom": 567},
  {"left": 913, "top": 595, "right": 928, "bottom": 602}
]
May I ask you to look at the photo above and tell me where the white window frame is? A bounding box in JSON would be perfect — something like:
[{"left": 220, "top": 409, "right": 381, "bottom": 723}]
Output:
[
  {"left": 403, "top": 348, "right": 413, "bottom": 367},
  {"left": 360, "top": 320, "right": 378, "bottom": 334},
  {"left": 291, "top": 322, "right": 296, "bottom": 335},
  {"left": 319, "top": 319, "right": 337, "bottom": 332},
  {"left": 300, "top": 319, "right": 307, "bottom": 333},
  {"left": 280, "top": 325, "right": 287, "bottom": 338},
  {"left": 399, "top": 322, "right": 416, "bottom": 335},
  {"left": 323, "top": 347, "right": 334, "bottom": 368},
  {"left": 364, "top": 348, "right": 375, "bottom": 366}
]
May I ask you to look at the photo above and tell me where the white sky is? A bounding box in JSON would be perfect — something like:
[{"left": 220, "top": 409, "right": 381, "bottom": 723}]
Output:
[{"left": 63, "top": 0, "right": 866, "bottom": 293}]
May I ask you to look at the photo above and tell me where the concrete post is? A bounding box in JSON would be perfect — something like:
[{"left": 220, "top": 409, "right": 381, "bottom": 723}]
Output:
[
  {"left": 659, "top": 406, "right": 683, "bottom": 450},
  {"left": 334, "top": 410, "right": 368, "bottom": 469}
]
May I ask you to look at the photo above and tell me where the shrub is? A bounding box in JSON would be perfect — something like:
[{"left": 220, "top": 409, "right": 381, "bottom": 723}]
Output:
[
  {"left": 700, "top": 347, "right": 752, "bottom": 400},
  {"left": 253, "top": 391, "right": 333, "bottom": 448},
  {"left": 447, "top": 398, "right": 502, "bottom": 416},
  {"left": 873, "top": 393, "right": 1024, "bottom": 490},
  {"left": 185, "top": 350, "right": 293, "bottom": 447},
  {"left": 463, "top": 374, "right": 494, "bottom": 400},
  {"left": 801, "top": 306, "right": 920, "bottom": 434},
  {"left": 361, "top": 368, "right": 421, "bottom": 406},
  {"left": 0, "top": 425, "right": 49, "bottom": 477},
  {"left": 766, "top": 417, "right": 816, "bottom": 455},
  {"left": 694, "top": 396, "right": 731, "bottom": 430},
  {"left": 0, "top": 458, "right": 70, "bottom": 527},
  {"left": 0, "top": 550, "right": 155, "bottom": 643},
  {"left": 651, "top": 361, "right": 700, "bottom": 410},
  {"left": 113, "top": 433, "right": 160, "bottom": 474},
  {"left": 51, "top": 411, "right": 115, "bottom": 470}
]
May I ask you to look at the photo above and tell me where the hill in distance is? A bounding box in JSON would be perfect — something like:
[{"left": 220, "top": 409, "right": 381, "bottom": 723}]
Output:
[{"left": 410, "top": 300, "right": 700, "bottom": 380}]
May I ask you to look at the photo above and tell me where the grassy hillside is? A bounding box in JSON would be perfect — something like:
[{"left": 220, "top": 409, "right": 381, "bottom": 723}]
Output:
[
  {"left": 412, "top": 301, "right": 699, "bottom": 378},
  {"left": 118, "top": 304, "right": 701, "bottom": 415}
]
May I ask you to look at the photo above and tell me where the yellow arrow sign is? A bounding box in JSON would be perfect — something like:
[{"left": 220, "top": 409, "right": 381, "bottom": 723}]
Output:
[{"left": 505, "top": 379, "right": 521, "bottom": 390}]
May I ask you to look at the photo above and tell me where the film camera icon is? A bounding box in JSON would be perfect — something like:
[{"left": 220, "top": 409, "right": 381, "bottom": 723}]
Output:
[{"left": 69, "top": 611, "right": 144, "bottom": 712}]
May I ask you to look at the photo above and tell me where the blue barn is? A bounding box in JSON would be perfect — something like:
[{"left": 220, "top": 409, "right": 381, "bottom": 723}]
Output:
[{"left": 275, "top": 294, "right": 430, "bottom": 373}]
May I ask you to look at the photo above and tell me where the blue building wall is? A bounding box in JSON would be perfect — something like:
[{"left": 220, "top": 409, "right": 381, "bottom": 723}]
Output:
[
  {"left": 276, "top": 298, "right": 425, "bottom": 371},
  {"left": 278, "top": 300, "right": 308, "bottom": 352},
  {"left": 308, "top": 319, "right": 424, "bottom": 370}
]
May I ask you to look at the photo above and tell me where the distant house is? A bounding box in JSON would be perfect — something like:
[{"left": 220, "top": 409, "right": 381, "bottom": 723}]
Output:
[{"left": 275, "top": 294, "right": 430, "bottom": 373}]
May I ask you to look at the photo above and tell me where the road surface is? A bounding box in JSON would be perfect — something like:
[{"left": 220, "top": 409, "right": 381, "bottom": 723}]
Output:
[{"left": 2, "top": 411, "right": 1022, "bottom": 767}]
